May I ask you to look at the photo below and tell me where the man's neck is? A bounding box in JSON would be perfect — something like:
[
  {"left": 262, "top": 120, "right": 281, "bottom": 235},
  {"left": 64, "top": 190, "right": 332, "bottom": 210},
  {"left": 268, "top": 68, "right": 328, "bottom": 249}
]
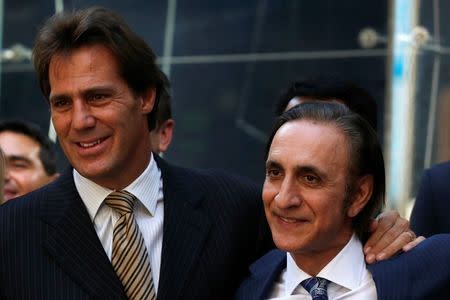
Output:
[{"left": 291, "top": 230, "right": 353, "bottom": 276}]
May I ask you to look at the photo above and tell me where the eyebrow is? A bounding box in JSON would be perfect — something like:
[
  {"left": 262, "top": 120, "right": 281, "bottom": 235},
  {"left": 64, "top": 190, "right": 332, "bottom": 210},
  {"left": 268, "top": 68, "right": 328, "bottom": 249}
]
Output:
[
  {"left": 265, "top": 160, "right": 282, "bottom": 170},
  {"left": 266, "top": 159, "right": 328, "bottom": 179},
  {"left": 83, "top": 86, "right": 115, "bottom": 97},
  {"left": 295, "top": 165, "right": 328, "bottom": 181},
  {"left": 49, "top": 85, "right": 116, "bottom": 102}
]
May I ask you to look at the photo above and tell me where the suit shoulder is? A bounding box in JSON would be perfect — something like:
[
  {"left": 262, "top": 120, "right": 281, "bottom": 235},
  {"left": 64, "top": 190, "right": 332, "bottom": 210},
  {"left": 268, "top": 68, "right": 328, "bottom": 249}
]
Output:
[
  {"left": 201, "top": 168, "right": 260, "bottom": 191},
  {"left": 0, "top": 184, "right": 50, "bottom": 216},
  {"left": 370, "top": 234, "right": 450, "bottom": 299},
  {"left": 370, "top": 234, "right": 450, "bottom": 274},
  {"left": 427, "top": 160, "right": 450, "bottom": 177},
  {"left": 418, "top": 234, "right": 450, "bottom": 255},
  {"left": 0, "top": 185, "right": 53, "bottom": 247},
  {"left": 421, "top": 160, "right": 450, "bottom": 198},
  {"left": 165, "top": 162, "right": 261, "bottom": 195}
]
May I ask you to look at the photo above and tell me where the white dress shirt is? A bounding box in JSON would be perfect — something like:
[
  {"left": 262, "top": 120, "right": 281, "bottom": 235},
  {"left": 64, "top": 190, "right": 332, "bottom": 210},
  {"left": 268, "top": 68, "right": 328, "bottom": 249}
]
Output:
[
  {"left": 74, "top": 153, "right": 164, "bottom": 292},
  {"left": 267, "top": 234, "right": 377, "bottom": 300}
]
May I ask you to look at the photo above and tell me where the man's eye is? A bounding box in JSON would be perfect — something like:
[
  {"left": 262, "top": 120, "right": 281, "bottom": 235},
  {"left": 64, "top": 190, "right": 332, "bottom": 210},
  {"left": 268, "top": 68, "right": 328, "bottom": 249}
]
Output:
[
  {"left": 304, "top": 175, "right": 319, "bottom": 183},
  {"left": 90, "top": 94, "right": 108, "bottom": 101},
  {"left": 11, "top": 163, "right": 28, "bottom": 169},
  {"left": 267, "top": 169, "right": 281, "bottom": 177},
  {"left": 52, "top": 99, "right": 69, "bottom": 108}
]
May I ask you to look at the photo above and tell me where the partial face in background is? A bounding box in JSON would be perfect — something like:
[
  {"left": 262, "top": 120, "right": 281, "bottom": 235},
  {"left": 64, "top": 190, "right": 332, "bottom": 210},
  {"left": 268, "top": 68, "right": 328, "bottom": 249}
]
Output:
[
  {"left": 263, "top": 120, "right": 355, "bottom": 265},
  {"left": 149, "top": 118, "right": 175, "bottom": 154},
  {"left": 0, "top": 131, "right": 56, "bottom": 202},
  {"left": 48, "top": 44, "right": 155, "bottom": 190}
]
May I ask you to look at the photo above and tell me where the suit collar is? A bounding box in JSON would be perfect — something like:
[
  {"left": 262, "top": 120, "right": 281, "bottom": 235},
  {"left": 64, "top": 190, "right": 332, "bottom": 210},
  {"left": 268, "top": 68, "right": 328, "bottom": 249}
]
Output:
[
  {"left": 155, "top": 156, "right": 212, "bottom": 300},
  {"left": 246, "top": 249, "right": 287, "bottom": 300},
  {"left": 40, "top": 168, "right": 126, "bottom": 298}
]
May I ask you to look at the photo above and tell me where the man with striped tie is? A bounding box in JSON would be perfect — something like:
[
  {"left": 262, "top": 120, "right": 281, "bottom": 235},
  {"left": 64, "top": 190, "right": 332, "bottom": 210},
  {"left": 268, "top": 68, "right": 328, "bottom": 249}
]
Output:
[
  {"left": 235, "top": 102, "right": 450, "bottom": 300},
  {"left": 0, "top": 7, "right": 423, "bottom": 300}
]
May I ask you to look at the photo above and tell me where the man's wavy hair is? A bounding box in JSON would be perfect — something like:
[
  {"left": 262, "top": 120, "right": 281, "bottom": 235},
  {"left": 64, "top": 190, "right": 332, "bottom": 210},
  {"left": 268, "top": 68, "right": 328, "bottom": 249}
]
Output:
[{"left": 33, "top": 6, "right": 170, "bottom": 131}]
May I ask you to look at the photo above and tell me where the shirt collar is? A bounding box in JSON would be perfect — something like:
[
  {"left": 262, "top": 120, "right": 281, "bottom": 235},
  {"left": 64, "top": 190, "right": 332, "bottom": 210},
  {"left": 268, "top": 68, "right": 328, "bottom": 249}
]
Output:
[
  {"left": 74, "top": 153, "right": 162, "bottom": 220},
  {"left": 285, "top": 234, "right": 366, "bottom": 295}
]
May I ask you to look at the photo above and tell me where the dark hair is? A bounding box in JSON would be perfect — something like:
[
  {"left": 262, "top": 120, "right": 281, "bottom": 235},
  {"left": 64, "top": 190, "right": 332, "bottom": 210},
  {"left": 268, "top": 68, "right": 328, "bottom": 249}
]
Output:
[
  {"left": 266, "top": 102, "right": 385, "bottom": 242},
  {"left": 276, "top": 75, "right": 378, "bottom": 130},
  {"left": 154, "top": 88, "right": 173, "bottom": 130},
  {"left": 0, "top": 120, "right": 57, "bottom": 175},
  {"left": 32, "top": 6, "right": 170, "bottom": 131}
]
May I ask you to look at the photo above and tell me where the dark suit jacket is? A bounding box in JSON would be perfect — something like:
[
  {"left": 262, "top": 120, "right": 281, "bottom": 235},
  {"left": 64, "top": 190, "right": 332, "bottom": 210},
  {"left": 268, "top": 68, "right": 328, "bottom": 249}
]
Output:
[
  {"left": 410, "top": 161, "right": 450, "bottom": 237},
  {"left": 0, "top": 156, "right": 273, "bottom": 299},
  {"left": 235, "top": 234, "right": 450, "bottom": 300}
]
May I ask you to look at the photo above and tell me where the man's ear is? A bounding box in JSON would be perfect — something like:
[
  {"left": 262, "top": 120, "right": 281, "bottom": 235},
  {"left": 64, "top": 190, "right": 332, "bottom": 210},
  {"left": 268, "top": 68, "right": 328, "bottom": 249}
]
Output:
[
  {"left": 157, "top": 119, "right": 175, "bottom": 153},
  {"left": 347, "top": 175, "right": 373, "bottom": 218},
  {"left": 141, "top": 87, "right": 156, "bottom": 114}
]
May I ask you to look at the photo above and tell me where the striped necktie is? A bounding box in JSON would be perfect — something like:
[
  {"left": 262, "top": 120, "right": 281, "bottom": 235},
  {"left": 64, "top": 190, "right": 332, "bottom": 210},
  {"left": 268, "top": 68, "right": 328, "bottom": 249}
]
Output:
[
  {"left": 300, "top": 277, "right": 329, "bottom": 300},
  {"left": 104, "top": 190, "right": 156, "bottom": 300}
]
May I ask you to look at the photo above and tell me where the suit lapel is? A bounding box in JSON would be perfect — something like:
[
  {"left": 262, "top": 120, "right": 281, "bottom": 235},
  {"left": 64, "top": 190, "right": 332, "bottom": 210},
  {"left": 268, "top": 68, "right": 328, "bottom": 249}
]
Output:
[
  {"left": 155, "top": 157, "right": 211, "bottom": 300},
  {"left": 251, "top": 250, "right": 286, "bottom": 300},
  {"left": 235, "top": 249, "right": 286, "bottom": 300},
  {"left": 40, "top": 169, "right": 126, "bottom": 298}
]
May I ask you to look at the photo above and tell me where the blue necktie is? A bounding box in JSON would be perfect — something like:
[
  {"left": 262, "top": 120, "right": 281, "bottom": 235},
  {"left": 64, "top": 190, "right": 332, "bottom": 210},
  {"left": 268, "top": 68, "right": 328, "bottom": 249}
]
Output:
[{"left": 301, "top": 277, "right": 329, "bottom": 300}]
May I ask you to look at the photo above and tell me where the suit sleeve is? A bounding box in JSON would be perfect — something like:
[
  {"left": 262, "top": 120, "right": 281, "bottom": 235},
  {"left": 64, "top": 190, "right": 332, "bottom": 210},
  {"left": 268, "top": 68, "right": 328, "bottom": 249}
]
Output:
[{"left": 410, "top": 169, "right": 437, "bottom": 237}]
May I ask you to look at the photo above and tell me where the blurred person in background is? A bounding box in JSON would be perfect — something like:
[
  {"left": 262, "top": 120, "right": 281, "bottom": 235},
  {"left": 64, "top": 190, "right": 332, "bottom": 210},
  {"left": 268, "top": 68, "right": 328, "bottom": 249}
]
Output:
[
  {"left": 410, "top": 160, "right": 450, "bottom": 236},
  {"left": 276, "top": 75, "right": 378, "bottom": 130},
  {"left": 0, "top": 148, "right": 5, "bottom": 203},
  {"left": 0, "top": 120, "right": 59, "bottom": 203},
  {"left": 150, "top": 88, "right": 175, "bottom": 154}
]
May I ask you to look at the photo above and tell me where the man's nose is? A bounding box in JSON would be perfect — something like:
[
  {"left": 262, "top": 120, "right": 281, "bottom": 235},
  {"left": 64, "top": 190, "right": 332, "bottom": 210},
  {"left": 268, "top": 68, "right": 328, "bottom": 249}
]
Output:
[
  {"left": 274, "top": 178, "right": 302, "bottom": 209},
  {"left": 72, "top": 100, "right": 96, "bottom": 130}
]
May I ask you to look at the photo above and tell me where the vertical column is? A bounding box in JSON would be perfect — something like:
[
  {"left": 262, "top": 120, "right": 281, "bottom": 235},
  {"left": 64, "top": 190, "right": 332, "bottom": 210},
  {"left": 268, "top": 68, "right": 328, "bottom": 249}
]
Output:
[
  {"left": 385, "top": 0, "right": 419, "bottom": 214},
  {"left": 161, "top": 0, "right": 177, "bottom": 78}
]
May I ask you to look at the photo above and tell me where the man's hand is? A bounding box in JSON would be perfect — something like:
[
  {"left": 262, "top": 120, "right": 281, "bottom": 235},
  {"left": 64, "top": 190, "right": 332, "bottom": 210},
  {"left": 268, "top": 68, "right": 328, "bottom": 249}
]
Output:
[{"left": 363, "top": 211, "right": 424, "bottom": 264}]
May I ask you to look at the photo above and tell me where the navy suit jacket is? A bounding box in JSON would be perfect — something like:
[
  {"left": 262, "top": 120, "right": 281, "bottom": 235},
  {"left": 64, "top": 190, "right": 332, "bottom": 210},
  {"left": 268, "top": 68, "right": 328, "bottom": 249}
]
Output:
[
  {"left": 410, "top": 161, "right": 450, "bottom": 236},
  {"left": 0, "top": 156, "right": 273, "bottom": 299},
  {"left": 235, "top": 234, "right": 450, "bottom": 300}
]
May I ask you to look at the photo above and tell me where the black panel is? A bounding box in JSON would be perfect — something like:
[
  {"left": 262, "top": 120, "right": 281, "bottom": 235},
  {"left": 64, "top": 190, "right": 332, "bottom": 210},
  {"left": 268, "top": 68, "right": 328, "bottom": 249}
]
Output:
[{"left": 174, "top": 0, "right": 388, "bottom": 55}]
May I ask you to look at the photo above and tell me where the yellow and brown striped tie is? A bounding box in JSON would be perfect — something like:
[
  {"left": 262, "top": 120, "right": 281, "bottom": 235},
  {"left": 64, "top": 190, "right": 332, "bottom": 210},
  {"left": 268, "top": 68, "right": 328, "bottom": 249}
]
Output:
[{"left": 105, "top": 190, "right": 156, "bottom": 300}]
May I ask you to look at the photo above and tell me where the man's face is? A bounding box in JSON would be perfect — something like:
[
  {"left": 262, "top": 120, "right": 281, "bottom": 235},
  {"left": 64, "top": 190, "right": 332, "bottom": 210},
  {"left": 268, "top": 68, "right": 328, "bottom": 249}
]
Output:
[
  {"left": 49, "top": 44, "right": 155, "bottom": 190},
  {"left": 263, "top": 120, "right": 354, "bottom": 265},
  {"left": 0, "top": 131, "right": 56, "bottom": 201}
]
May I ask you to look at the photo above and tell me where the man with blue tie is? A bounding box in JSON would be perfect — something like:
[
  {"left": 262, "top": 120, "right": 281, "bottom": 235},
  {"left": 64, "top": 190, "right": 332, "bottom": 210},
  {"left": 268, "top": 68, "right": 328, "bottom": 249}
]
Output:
[{"left": 235, "top": 102, "right": 450, "bottom": 299}]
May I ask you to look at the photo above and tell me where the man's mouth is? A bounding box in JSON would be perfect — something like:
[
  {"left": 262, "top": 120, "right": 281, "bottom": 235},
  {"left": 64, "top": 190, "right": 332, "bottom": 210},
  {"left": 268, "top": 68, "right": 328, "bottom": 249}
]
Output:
[
  {"left": 279, "top": 216, "right": 299, "bottom": 223},
  {"left": 78, "top": 139, "right": 103, "bottom": 148}
]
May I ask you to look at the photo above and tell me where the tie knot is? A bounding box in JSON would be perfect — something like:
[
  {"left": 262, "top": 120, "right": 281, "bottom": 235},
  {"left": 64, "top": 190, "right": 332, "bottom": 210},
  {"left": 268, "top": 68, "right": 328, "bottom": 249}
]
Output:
[
  {"left": 301, "top": 277, "right": 329, "bottom": 299},
  {"left": 104, "top": 190, "right": 136, "bottom": 214}
]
